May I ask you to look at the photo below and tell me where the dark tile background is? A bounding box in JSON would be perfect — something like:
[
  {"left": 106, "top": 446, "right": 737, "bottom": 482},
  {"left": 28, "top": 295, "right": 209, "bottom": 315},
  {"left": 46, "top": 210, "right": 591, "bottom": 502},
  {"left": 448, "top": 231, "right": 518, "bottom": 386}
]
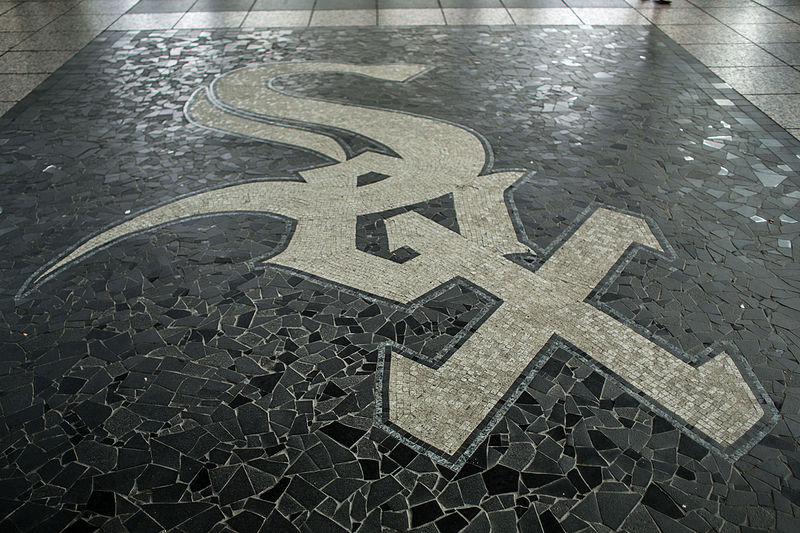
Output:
[{"left": 0, "top": 25, "right": 798, "bottom": 532}]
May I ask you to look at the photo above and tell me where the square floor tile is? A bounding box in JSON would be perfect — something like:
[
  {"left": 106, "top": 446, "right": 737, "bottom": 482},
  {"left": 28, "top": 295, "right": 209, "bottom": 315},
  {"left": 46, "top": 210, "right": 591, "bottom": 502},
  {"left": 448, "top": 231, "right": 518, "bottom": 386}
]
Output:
[
  {"left": 13, "top": 30, "right": 98, "bottom": 51},
  {"left": 0, "top": 73, "right": 47, "bottom": 100},
  {"left": 310, "top": 9, "right": 376, "bottom": 26},
  {"left": 0, "top": 2, "right": 19, "bottom": 16},
  {"left": 252, "top": 0, "right": 314, "bottom": 8},
  {"left": 129, "top": 0, "right": 195, "bottom": 14},
  {"left": 175, "top": 11, "right": 247, "bottom": 29},
  {"left": 760, "top": 42, "right": 800, "bottom": 64},
  {"left": 0, "top": 50, "right": 74, "bottom": 73},
  {"left": 703, "top": 7, "right": 791, "bottom": 24},
  {"left": 637, "top": 8, "right": 717, "bottom": 24},
  {"left": 504, "top": 0, "right": 568, "bottom": 6},
  {"left": 508, "top": 8, "right": 581, "bottom": 24},
  {"left": 687, "top": 0, "right": 755, "bottom": 5},
  {"left": 711, "top": 66, "right": 800, "bottom": 94},
  {"left": 683, "top": 43, "right": 785, "bottom": 66},
  {"left": 624, "top": 0, "right": 696, "bottom": 7},
  {"left": 190, "top": 0, "right": 255, "bottom": 12},
  {"left": 729, "top": 23, "right": 800, "bottom": 42},
  {"left": 770, "top": 6, "right": 800, "bottom": 23},
  {"left": 314, "top": 0, "right": 377, "bottom": 9},
  {"left": 44, "top": 14, "right": 121, "bottom": 32},
  {"left": 0, "top": 31, "right": 28, "bottom": 53},
  {"left": 745, "top": 94, "right": 800, "bottom": 128},
  {"left": 443, "top": 8, "right": 514, "bottom": 24},
  {"left": 379, "top": 8, "right": 444, "bottom": 25},
  {"left": 5, "top": 1, "right": 73, "bottom": 17},
  {"left": 379, "top": 0, "right": 440, "bottom": 7},
  {"left": 657, "top": 23, "right": 748, "bottom": 43},
  {"left": 572, "top": 7, "right": 650, "bottom": 24},
  {"left": 70, "top": 0, "right": 139, "bottom": 15},
  {"left": 0, "top": 13, "right": 57, "bottom": 31},
  {"left": 439, "top": 0, "right": 503, "bottom": 6},
  {"left": 243, "top": 10, "right": 311, "bottom": 27},
  {"left": 565, "top": 0, "right": 629, "bottom": 6},
  {"left": 108, "top": 13, "right": 184, "bottom": 30}
]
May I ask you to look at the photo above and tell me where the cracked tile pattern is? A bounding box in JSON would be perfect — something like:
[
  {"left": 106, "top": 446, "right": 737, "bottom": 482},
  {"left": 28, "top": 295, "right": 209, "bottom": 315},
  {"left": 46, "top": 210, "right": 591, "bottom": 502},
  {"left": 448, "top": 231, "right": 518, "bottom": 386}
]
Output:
[{"left": 0, "top": 25, "right": 799, "bottom": 533}]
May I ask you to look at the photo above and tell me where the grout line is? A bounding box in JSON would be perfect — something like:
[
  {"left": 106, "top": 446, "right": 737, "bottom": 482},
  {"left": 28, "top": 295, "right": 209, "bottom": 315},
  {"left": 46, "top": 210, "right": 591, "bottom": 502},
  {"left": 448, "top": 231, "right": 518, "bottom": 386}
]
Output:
[
  {"left": 311, "top": 0, "right": 318, "bottom": 28},
  {"left": 570, "top": 7, "right": 586, "bottom": 25},
  {"left": 505, "top": 7, "right": 516, "bottom": 25},
  {"left": 497, "top": 0, "right": 515, "bottom": 25},
  {"left": 761, "top": 4, "right": 800, "bottom": 28},
  {"left": 172, "top": 11, "right": 188, "bottom": 29}
]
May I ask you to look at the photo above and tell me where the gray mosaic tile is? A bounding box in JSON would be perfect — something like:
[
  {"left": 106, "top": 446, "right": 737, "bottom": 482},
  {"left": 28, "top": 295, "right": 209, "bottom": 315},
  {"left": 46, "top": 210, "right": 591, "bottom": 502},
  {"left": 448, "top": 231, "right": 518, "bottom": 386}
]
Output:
[{"left": 0, "top": 24, "right": 797, "bottom": 533}]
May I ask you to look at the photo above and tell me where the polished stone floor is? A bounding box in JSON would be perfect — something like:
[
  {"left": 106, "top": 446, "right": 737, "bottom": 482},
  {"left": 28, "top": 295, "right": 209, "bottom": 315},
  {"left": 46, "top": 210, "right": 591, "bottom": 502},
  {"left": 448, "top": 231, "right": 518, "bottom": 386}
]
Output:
[
  {"left": 1, "top": 0, "right": 800, "bottom": 139},
  {"left": 1, "top": 1, "right": 799, "bottom": 533}
]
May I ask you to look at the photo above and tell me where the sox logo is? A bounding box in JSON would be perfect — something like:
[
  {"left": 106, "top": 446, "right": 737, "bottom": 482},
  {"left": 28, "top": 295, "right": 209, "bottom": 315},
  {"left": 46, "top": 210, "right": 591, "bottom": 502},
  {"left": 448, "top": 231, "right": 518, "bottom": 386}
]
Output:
[{"left": 21, "top": 63, "right": 776, "bottom": 468}]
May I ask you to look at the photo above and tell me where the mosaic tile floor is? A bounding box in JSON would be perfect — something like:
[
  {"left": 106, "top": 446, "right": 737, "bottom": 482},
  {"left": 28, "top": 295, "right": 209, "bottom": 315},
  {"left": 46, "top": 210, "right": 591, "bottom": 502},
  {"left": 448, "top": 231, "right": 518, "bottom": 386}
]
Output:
[
  {"left": 1, "top": 6, "right": 800, "bottom": 533},
  {"left": 2, "top": 0, "right": 800, "bottom": 140}
]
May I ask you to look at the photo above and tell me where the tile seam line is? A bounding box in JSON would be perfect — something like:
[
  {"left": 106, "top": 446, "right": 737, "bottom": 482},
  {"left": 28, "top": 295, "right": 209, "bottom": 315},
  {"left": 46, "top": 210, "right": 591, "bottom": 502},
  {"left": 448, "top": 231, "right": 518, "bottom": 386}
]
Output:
[
  {"left": 34, "top": 1, "right": 128, "bottom": 37},
  {"left": 504, "top": 3, "right": 517, "bottom": 25},
  {"left": 692, "top": 2, "right": 798, "bottom": 64},
  {"left": 649, "top": 18, "right": 792, "bottom": 71},
  {"left": 568, "top": 6, "right": 586, "bottom": 25}
]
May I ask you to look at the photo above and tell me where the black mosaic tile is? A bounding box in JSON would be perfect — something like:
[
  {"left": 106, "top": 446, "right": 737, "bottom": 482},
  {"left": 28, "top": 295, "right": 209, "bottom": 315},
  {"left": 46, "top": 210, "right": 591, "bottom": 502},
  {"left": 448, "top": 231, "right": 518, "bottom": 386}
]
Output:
[{"left": 0, "top": 24, "right": 798, "bottom": 533}]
